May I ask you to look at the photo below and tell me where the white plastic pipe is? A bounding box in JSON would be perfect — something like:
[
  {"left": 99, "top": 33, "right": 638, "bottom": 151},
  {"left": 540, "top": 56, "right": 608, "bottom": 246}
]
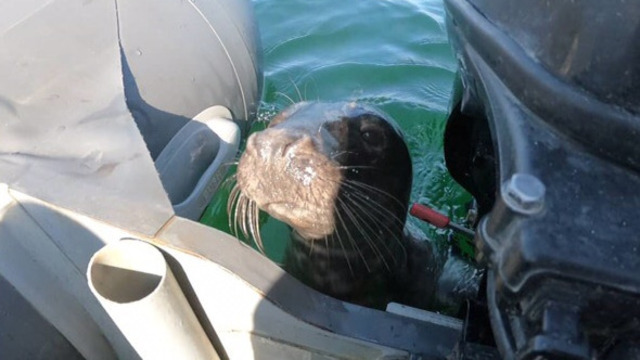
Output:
[{"left": 87, "top": 239, "right": 219, "bottom": 360}]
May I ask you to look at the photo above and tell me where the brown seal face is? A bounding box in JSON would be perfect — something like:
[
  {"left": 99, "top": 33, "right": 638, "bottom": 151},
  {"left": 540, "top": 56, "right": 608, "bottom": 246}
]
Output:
[{"left": 231, "top": 101, "right": 414, "bottom": 307}]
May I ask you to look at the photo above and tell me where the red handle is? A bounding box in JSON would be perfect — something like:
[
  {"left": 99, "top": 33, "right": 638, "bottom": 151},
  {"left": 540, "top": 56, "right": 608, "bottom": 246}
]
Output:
[{"left": 410, "top": 203, "right": 450, "bottom": 228}]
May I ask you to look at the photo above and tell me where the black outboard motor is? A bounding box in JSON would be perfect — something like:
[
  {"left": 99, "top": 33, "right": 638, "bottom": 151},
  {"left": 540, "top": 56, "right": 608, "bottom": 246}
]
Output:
[{"left": 442, "top": 0, "right": 640, "bottom": 359}]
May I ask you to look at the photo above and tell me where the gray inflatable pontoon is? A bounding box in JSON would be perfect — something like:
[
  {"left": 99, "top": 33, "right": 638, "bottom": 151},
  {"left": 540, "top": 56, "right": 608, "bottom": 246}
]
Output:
[{"left": 0, "top": 1, "right": 462, "bottom": 358}]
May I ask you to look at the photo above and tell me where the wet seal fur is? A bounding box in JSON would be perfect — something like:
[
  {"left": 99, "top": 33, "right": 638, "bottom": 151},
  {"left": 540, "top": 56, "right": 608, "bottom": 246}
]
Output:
[{"left": 230, "top": 101, "right": 437, "bottom": 309}]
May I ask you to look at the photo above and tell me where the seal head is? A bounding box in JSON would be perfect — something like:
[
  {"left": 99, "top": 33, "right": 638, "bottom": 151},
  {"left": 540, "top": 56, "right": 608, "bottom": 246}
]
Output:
[{"left": 233, "top": 101, "right": 414, "bottom": 306}]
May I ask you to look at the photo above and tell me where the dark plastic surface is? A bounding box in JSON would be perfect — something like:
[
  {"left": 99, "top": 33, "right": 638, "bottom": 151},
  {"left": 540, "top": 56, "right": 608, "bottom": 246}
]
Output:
[
  {"left": 446, "top": 0, "right": 640, "bottom": 173},
  {"left": 471, "top": 0, "right": 640, "bottom": 116},
  {"left": 443, "top": 0, "right": 640, "bottom": 358},
  {"left": 449, "top": 297, "right": 501, "bottom": 360}
]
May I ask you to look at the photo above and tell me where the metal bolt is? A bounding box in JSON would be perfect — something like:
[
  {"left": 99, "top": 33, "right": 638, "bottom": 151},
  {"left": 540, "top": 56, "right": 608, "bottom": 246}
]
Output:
[{"left": 502, "top": 173, "right": 546, "bottom": 215}]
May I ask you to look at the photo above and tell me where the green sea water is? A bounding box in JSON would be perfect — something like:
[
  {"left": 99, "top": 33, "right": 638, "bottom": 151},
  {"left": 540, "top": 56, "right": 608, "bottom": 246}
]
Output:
[{"left": 200, "top": 0, "right": 472, "bottom": 264}]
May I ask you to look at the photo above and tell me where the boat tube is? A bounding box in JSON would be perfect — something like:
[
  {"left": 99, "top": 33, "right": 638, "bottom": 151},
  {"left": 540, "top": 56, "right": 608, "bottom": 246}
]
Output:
[{"left": 87, "top": 240, "right": 220, "bottom": 360}]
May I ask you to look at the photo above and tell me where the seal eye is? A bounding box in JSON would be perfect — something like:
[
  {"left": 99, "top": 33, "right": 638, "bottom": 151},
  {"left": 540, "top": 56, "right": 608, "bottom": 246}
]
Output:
[{"left": 361, "top": 128, "right": 383, "bottom": 146}]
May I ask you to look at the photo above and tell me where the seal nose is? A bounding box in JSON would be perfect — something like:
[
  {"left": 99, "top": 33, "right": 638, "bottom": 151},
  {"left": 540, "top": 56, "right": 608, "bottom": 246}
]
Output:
[{"left": 247, "top": 129, "right": 316, "bottom": 160}]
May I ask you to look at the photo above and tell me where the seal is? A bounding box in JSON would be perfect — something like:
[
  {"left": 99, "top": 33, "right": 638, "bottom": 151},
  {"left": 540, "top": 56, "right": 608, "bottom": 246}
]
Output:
[{"left": 230, "top": 101, "right": 437, "bottom": 309}]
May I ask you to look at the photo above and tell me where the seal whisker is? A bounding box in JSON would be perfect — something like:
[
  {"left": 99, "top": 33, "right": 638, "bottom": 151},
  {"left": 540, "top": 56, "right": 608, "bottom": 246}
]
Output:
[
  {"left": 254, "top": 202, "right": 263, "bottom": 252},
  {"left": 338, "top": 180, "right": 406, "bottom": 219},
  {"left": 324, "top": 235, "right": 330, "bottom": 269},
  {"left": 336, "top": 197, "right": 372, "bottom": 273},
  {"left": 316, "top": 176, "right": 407, "bottom": 262},
  {"left": 220, "top": 172, "right": 238, "bottom": 193},
  {"left": 228, "top": 184, "right": 242, "bottom": 233},
  {"left": 343, "top": 179, "right": 407, "bottom": 209},
  {"left": 349, "top": 194, "right": 406, "bottom": 231},
  {"left": 338, "top": 194, "right": 391, "bottom": 271},
  {"left": 249, "top": 200, "right": 266, "bottom": 253},
  {"left": 308, "top": 235, "right": 315, "bottom": 257},
  {"left": 344, "top": 179, "right": 405, "bottom": 204},
  {"left": 276, "top": 91, "right": 296, "bottom": 106},
  {"left": 246, "top": 198, "right": 255, "bottom": 241},
  {"left": 342, "top": 191, "right": 405, "bottom": 268},
  {"left": 235, "top": 194, "right": 246, "bottom": 238},
  {"left": 332, "top": 202, "right": 356, "bottom": 276},
  {"left": 227, "top": 183, "right": 267, "bottom": 255},
  {"left": 232, "top": 193, "right": 243, "bottom": 238},
  {"left": 290, "top": 78, "right": 304, "bottom": 102},
  {"left": 227, "top": 184, "right": 239, "bottom": 215},
  {"left": 304, "top": 76, "right": 320, "bottom": 102},
  {"left": 339, "top": 184, "right": 407, "bottom": 240},
  {"left": 340, "top": 192, "right": 396, "bottom": 262},
  {"left": 342, "top": 187, "right": 403, "bottom": 227},
  {"left": 336, "top": 165, "right": 378, "bottom": 170},
  {"left": 330, "top": 150, "right": 357, "bottom": 161},
  {"left": 345, "top": 188, "right": 407, "bottom": 239},
  {"left": 238, "top": 195, "right": 251, "bottom": 239}
]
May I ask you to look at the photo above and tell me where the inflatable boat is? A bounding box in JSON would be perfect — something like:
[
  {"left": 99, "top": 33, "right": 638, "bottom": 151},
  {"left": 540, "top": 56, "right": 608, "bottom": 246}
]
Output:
[{"left": 0, "top": 1, "right": 462, "bottom": 359}]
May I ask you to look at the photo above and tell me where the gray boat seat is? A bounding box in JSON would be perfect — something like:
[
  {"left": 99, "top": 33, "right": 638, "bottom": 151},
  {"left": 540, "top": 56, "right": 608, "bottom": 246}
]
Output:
[{"left": 153, "top": 105, "right": 240, "bottom": 220}]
